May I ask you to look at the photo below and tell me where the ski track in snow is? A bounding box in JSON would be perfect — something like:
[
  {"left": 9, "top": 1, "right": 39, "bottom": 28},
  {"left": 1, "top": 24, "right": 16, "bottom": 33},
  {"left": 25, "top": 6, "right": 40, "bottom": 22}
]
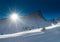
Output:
[{"left": 0, "top": 24, "right": 60, "bottom": 39}]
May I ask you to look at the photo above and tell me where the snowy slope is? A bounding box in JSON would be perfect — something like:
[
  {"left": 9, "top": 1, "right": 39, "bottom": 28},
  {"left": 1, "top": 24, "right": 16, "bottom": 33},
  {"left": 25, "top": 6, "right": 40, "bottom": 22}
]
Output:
[
  {"left": 0, "top": 19, "right": 60, "bottom": 42},
  {"left": 0, "top": 24, "right": 60, "bottom": 42}
]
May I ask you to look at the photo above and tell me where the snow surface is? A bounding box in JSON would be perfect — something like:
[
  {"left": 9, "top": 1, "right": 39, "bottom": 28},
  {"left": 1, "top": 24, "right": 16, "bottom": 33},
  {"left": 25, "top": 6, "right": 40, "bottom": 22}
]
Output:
[{"left": 0, "top": 24, "right": 60, "bottom": 42}]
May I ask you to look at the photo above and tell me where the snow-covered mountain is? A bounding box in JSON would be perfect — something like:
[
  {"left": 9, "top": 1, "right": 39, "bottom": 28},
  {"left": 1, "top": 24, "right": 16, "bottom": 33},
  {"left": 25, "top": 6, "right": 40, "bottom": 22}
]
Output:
[
  {"left": 0, "top": 11, "right": 60, "bottom": 42},
  {"left": 0, "top": 11, "right": 51, "bottom": 34}
]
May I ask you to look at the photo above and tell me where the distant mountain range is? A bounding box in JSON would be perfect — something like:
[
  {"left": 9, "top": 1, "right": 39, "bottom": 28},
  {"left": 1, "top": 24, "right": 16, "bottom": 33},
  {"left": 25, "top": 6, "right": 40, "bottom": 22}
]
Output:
[{"left": 49, "top": 17, "right": 60, "bottom": 25}]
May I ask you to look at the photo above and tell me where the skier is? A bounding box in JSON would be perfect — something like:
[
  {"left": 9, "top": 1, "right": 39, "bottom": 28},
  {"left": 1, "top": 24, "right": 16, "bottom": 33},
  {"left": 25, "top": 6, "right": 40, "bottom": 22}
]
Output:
[{"left": 41, "top": 27, "right": 46, "bottom": 31}]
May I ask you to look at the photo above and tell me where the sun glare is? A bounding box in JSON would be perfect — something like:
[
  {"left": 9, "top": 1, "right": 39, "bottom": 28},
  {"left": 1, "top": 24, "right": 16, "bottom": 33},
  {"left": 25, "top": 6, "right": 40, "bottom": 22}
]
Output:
[{"left": 9, "top": 12, "right": 19, "bottom": 22}]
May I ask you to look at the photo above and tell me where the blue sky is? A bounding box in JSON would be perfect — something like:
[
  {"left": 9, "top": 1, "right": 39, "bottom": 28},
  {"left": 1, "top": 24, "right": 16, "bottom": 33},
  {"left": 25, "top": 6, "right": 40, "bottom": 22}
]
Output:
[{"left": 0, "top": 0, "right": 60, "bottom": 20}]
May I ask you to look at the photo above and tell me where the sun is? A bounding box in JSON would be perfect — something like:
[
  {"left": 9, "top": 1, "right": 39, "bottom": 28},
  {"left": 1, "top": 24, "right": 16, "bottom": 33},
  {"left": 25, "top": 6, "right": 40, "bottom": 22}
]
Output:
[{"left": 10, "top": 12, "right": 19, "bottom": 22}]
